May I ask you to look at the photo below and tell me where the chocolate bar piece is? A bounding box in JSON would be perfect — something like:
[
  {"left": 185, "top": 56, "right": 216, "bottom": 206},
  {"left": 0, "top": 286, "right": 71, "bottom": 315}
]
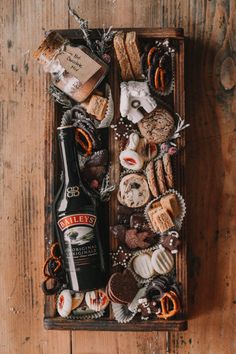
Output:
[{"left": 130, "top": 214, "right": 149, "bottom": 230}]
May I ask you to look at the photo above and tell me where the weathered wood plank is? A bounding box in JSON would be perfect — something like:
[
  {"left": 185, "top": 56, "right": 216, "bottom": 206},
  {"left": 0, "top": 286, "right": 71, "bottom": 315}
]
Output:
[{"left": 0, "top": 1, "right": 71, "bottom": 353}]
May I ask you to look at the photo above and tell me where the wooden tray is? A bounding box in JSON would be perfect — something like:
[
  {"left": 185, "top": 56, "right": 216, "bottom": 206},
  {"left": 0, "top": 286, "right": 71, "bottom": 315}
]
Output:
[{"left": 44, "top": 28, "right": 187, "bottom": 331}]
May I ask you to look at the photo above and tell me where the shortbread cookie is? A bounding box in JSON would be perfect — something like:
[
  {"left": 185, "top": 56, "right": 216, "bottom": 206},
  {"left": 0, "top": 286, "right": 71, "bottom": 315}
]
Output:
[
  {"left": 86, "top": 95, "right": 108, "bottom": 121},
  {"left": 125, "top": 31, "right": 143, "bottom": 80},
  {"left": 132, "top": 253, "right": 155, "bottom": 279},
  {"left": 151, "top": 248, "right": 174, "bottom": 274},
  {"left": 148, "top": 206, "right": 174, "bottom": 233},
  {"left": 114, "top": 32, "right": 134, "bottom": 81},
  {"left": 117, "top": 174, "right": 150, "bottom": 208},
  {"left": 146, "top": 160, "right": 159, "bottom": 197},
  {"left": 156, "top": 159, "right": 167, "bottom": 194},
  {"left": 160, "top": 193, "right": 180, "bottom": 219},
  {"left": 138, "top": 107, "right": 175, "bottom": 144},
  {"left": 163, "top": 153, "right": 174, "bottom": 188}
]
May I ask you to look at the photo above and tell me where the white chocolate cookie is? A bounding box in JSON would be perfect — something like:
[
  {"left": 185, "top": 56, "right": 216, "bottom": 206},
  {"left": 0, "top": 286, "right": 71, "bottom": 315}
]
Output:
[
  {"left": 117, "top": 174, "right": 150, "bottom": 208},
  {"left": 151, "top": 247, "right": 174, "bottom": 274},
  {"left": 132, "top": 253, "right": 155, "bottom": 279}
]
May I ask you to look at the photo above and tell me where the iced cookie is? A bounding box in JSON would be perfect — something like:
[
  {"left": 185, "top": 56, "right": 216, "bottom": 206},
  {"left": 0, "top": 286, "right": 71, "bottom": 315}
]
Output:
[
  {"left": 57, "top": 289, "right": 72, "bottom": 318},
  {"left": 85, "top": 289, "right": 109, "bottom": 311},
  {"left": 151, "top": 247, "right": 174, "bottom": 274},
  {"left": 132, "top": 253, "right": 155, "bottom": 279},
  {"left": 117, "top": 174, "right": 150, "bottom": 208}
]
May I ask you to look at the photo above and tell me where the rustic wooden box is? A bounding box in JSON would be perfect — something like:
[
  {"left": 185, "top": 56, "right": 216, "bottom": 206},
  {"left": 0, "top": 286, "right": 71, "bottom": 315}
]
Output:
[{"left": 44, "top": 28, "right": 187, "bottom": 331}]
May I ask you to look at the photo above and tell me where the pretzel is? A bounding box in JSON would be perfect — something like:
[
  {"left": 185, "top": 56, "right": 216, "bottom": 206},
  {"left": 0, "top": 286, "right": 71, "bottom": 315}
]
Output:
[
  {"left": 154, "top": 67, "right": 166, "bottom": 91},
  {"left": 75, "top": 127, "right": 93, "bottom": 156},
  {"left": 147, "top": 47, "right": 158, "bottom": 66},
  {"left": 157, "top": 290, "right": 180, "bottom": 319}
]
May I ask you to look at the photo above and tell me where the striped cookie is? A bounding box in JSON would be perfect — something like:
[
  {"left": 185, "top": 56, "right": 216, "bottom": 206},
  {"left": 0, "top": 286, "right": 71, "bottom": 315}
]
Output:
[
  {"left": 155, "top": 159, "right": 167, "bottom": 194},
  {"left": 146, "top": 160, "right": 159, "bottom": 197},
  {"left": 163, "top": 154, "right": 174, "bottom": 189},
  {"left": 151, "top": 247, "right": 174, "bottom": 274}
]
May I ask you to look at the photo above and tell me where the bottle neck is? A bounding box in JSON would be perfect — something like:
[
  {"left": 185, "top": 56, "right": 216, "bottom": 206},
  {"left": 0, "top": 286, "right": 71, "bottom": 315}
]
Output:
[{"left": 58, "top": 126, "right": 81, "bottom": 185}]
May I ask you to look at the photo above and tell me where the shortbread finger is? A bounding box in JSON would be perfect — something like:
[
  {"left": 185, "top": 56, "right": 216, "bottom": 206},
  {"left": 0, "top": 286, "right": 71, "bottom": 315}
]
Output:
[
  {"left": 125, "top": 32, "right": 142, "bottom": 80},
  {"left": 114, "top": 32, "right": 134, "bottom": 81},
  {"left": 156, "top": 159, "right": 167, "bottom": 194},
  {"left": 163, "top": 154, "right": 174, "bottom": 188},
  {"left": 146, "top": 160, "right": 159, "bottom": 197}
]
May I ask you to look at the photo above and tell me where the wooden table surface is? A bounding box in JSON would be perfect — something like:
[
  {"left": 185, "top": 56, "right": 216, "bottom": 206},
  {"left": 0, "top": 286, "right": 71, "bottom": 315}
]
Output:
[{"left": 1, "top": 0, "right": 235, "bottom": 353}]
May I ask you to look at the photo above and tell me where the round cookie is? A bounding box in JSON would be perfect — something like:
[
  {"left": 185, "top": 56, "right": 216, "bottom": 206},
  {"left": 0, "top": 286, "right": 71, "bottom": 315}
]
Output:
[
  {"left": 151, "top": 247, "right": 174, "bottom": 274},
  {"left": 132, "top": 253, "right": 155, "bottom": 279},
  {"left": 85, "top": 289, "right": 109, "bottom": 311},
  {"left": 138, "top": 107, "right": 175, "bottom": 144},
  {"left": 57, "top": 289, "right": 72, "bottom": 318},
  {"left": 117, "top": 174, "right": 150, "bottom": 208}
]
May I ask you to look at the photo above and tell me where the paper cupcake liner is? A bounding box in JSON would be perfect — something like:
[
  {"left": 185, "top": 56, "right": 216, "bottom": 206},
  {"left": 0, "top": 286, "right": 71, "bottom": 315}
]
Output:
[
  {"left": 112, "top": 302, "right": 136, "bottom": 323},
  {"left": 94, "top": 84, "right": 114, "bottom": 129},
  {"left": 67, "top": 309, "right": 105, "bottom": 320},
  {"left": 144, "top": 189, "right": 186, "bottom": 234},
  {"left": 127, "top": 244, "right": 160, "bottom": 285}
]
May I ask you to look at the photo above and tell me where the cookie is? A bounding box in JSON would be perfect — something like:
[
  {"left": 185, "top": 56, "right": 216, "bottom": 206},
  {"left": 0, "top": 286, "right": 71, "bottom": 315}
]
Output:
[
  {"left": 125, "top": 31, "right": 143, "bottom": 80},
  {"left": 156, "top": 159, "right": 167, "bottom": 194},
  {"left": 125, "top": 229, "right": 155, "bottom": 249},
  {"left": 148, "top": 206, "right": 174, "bottom": 233},
  {"left": 117, "top": 174, "right": 150, "bottom": 208},
  {"left": 85, "top": 289, "right": 109, "bottom": 311},
  {"left": 132, "top": 253, "right": 155, "bottom": 279},
  {"left": 138, "top": 107, "right": 175, "bottom": 144},
  {"left": 160, "top": 193, "right": 180, "bottom": 219},
  {"left": 130, "top": 213, "right": 150, "bottom": 230},
  {"left": 114, "top": 32, "right": 134, "bottom": 81},
  {"left": 111, "top": 245, "right": 132, "bottom": 267},
  {"left": 161, "top": 231, "right": 181, "bottom": 254},
  {"left": 71, "top": 292, "right": 84, "bottom": 310},
  {"left": 163, "top": 153, "right": 174, "bottom": 188},
  {"left": 146, "top": 160, "right": 158, "bottom": 197},
  {"left": 151, "top": 247, "right": 174, "bottom": 274},
  {"left": 57, "top": 289, "right": 72, "bottom": 318},
  {"left": 108, "top": 270, "right": 138, "bottom": 304},
  {"left": 110, "top": 225, "right": 126, "bottom": 243}
]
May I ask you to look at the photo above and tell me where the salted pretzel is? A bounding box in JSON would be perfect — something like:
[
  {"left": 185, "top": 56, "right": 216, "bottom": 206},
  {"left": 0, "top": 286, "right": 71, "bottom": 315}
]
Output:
[
  {"left": 75, "top": 127, "right": 93, "bottom": 157},
  {"left": 154, "top": 67, "right": 166, "bottom": 91},
  {"left": 157, "top": 290, "right": 180, "bottom": 320}
]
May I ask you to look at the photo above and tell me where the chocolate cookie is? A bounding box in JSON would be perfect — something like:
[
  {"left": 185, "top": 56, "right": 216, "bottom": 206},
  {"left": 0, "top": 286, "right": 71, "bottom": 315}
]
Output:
[
  {"left": 138, "top": 107, "right": 174, "bottom": 144},
  {"left": 107, "top": 270, "right": 138, "bottom": 304},
  {"left": 117, "top": 174, "right": 150, "bottom": 208}
]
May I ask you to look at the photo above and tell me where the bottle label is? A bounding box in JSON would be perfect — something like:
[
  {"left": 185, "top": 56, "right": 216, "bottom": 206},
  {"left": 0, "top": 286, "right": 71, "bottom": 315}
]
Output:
[
  {"left": 58, "top": 213, "right": 96, "bottom": 231},
  {"left": 58, "top": 214, "right": 98, "bottom": 272}
]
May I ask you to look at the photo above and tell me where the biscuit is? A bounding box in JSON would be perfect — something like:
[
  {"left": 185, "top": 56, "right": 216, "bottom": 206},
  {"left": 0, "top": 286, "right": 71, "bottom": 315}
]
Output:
[
  {"left": 117, "top": 174, "right": 150, "bottom": 208},
  {"left": 163, "top": 153, "right": 174, "bottom": 188},
  {"left": 132, "top": 253, "right": 155, "bottom": 279},
  {"left": 151, "top": 248, "right": 174, "bottom": 274},
  {"left": 125, "top": 31, "right": 143, "bottom": 80},
  {"left": 114, "top": 32, "right": 134, "bottom": 81},
  {"left": 156, "top": 159, "right": 167, "bottom": 194},
  {"left": 86, "top": 95, "right": 108, "bottom": 121},
  {"left": 160, "top": 193, "right": 180, "bottom": 218},
  {"left": 146, "top": 160, "right": 159, "bottom": 197},
  {"left": 148, "top": 206, "right": 174, "bottom": 233},
  {"left": 138, "top": 107, "right": 175, "bottom": 144}
]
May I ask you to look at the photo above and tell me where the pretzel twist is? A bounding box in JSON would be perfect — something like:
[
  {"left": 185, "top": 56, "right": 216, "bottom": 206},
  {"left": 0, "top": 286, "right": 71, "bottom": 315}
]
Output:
[{"left": 157, "top": 290, "right": 180, "bottom": 319}]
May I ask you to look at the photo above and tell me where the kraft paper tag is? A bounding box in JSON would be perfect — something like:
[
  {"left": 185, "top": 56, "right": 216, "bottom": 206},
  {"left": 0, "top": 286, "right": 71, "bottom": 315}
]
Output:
[{"left": 58, "top": 46, "right": 101, "bottom": 84}]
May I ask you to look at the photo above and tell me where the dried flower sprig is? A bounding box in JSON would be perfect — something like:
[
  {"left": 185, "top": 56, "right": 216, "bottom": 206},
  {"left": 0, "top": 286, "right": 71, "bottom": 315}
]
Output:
[
  {"left": 169, "top": 113, "right": 190, "bottom": 145},
  {"left": 68, "top": 5, "right": 116, "bottom": 57},
  {"left": 68, "top": 4, "right": 93, "bottom": 52},
  {"left": 48, "top": 84, "right": 73, "bottom": 109}
]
